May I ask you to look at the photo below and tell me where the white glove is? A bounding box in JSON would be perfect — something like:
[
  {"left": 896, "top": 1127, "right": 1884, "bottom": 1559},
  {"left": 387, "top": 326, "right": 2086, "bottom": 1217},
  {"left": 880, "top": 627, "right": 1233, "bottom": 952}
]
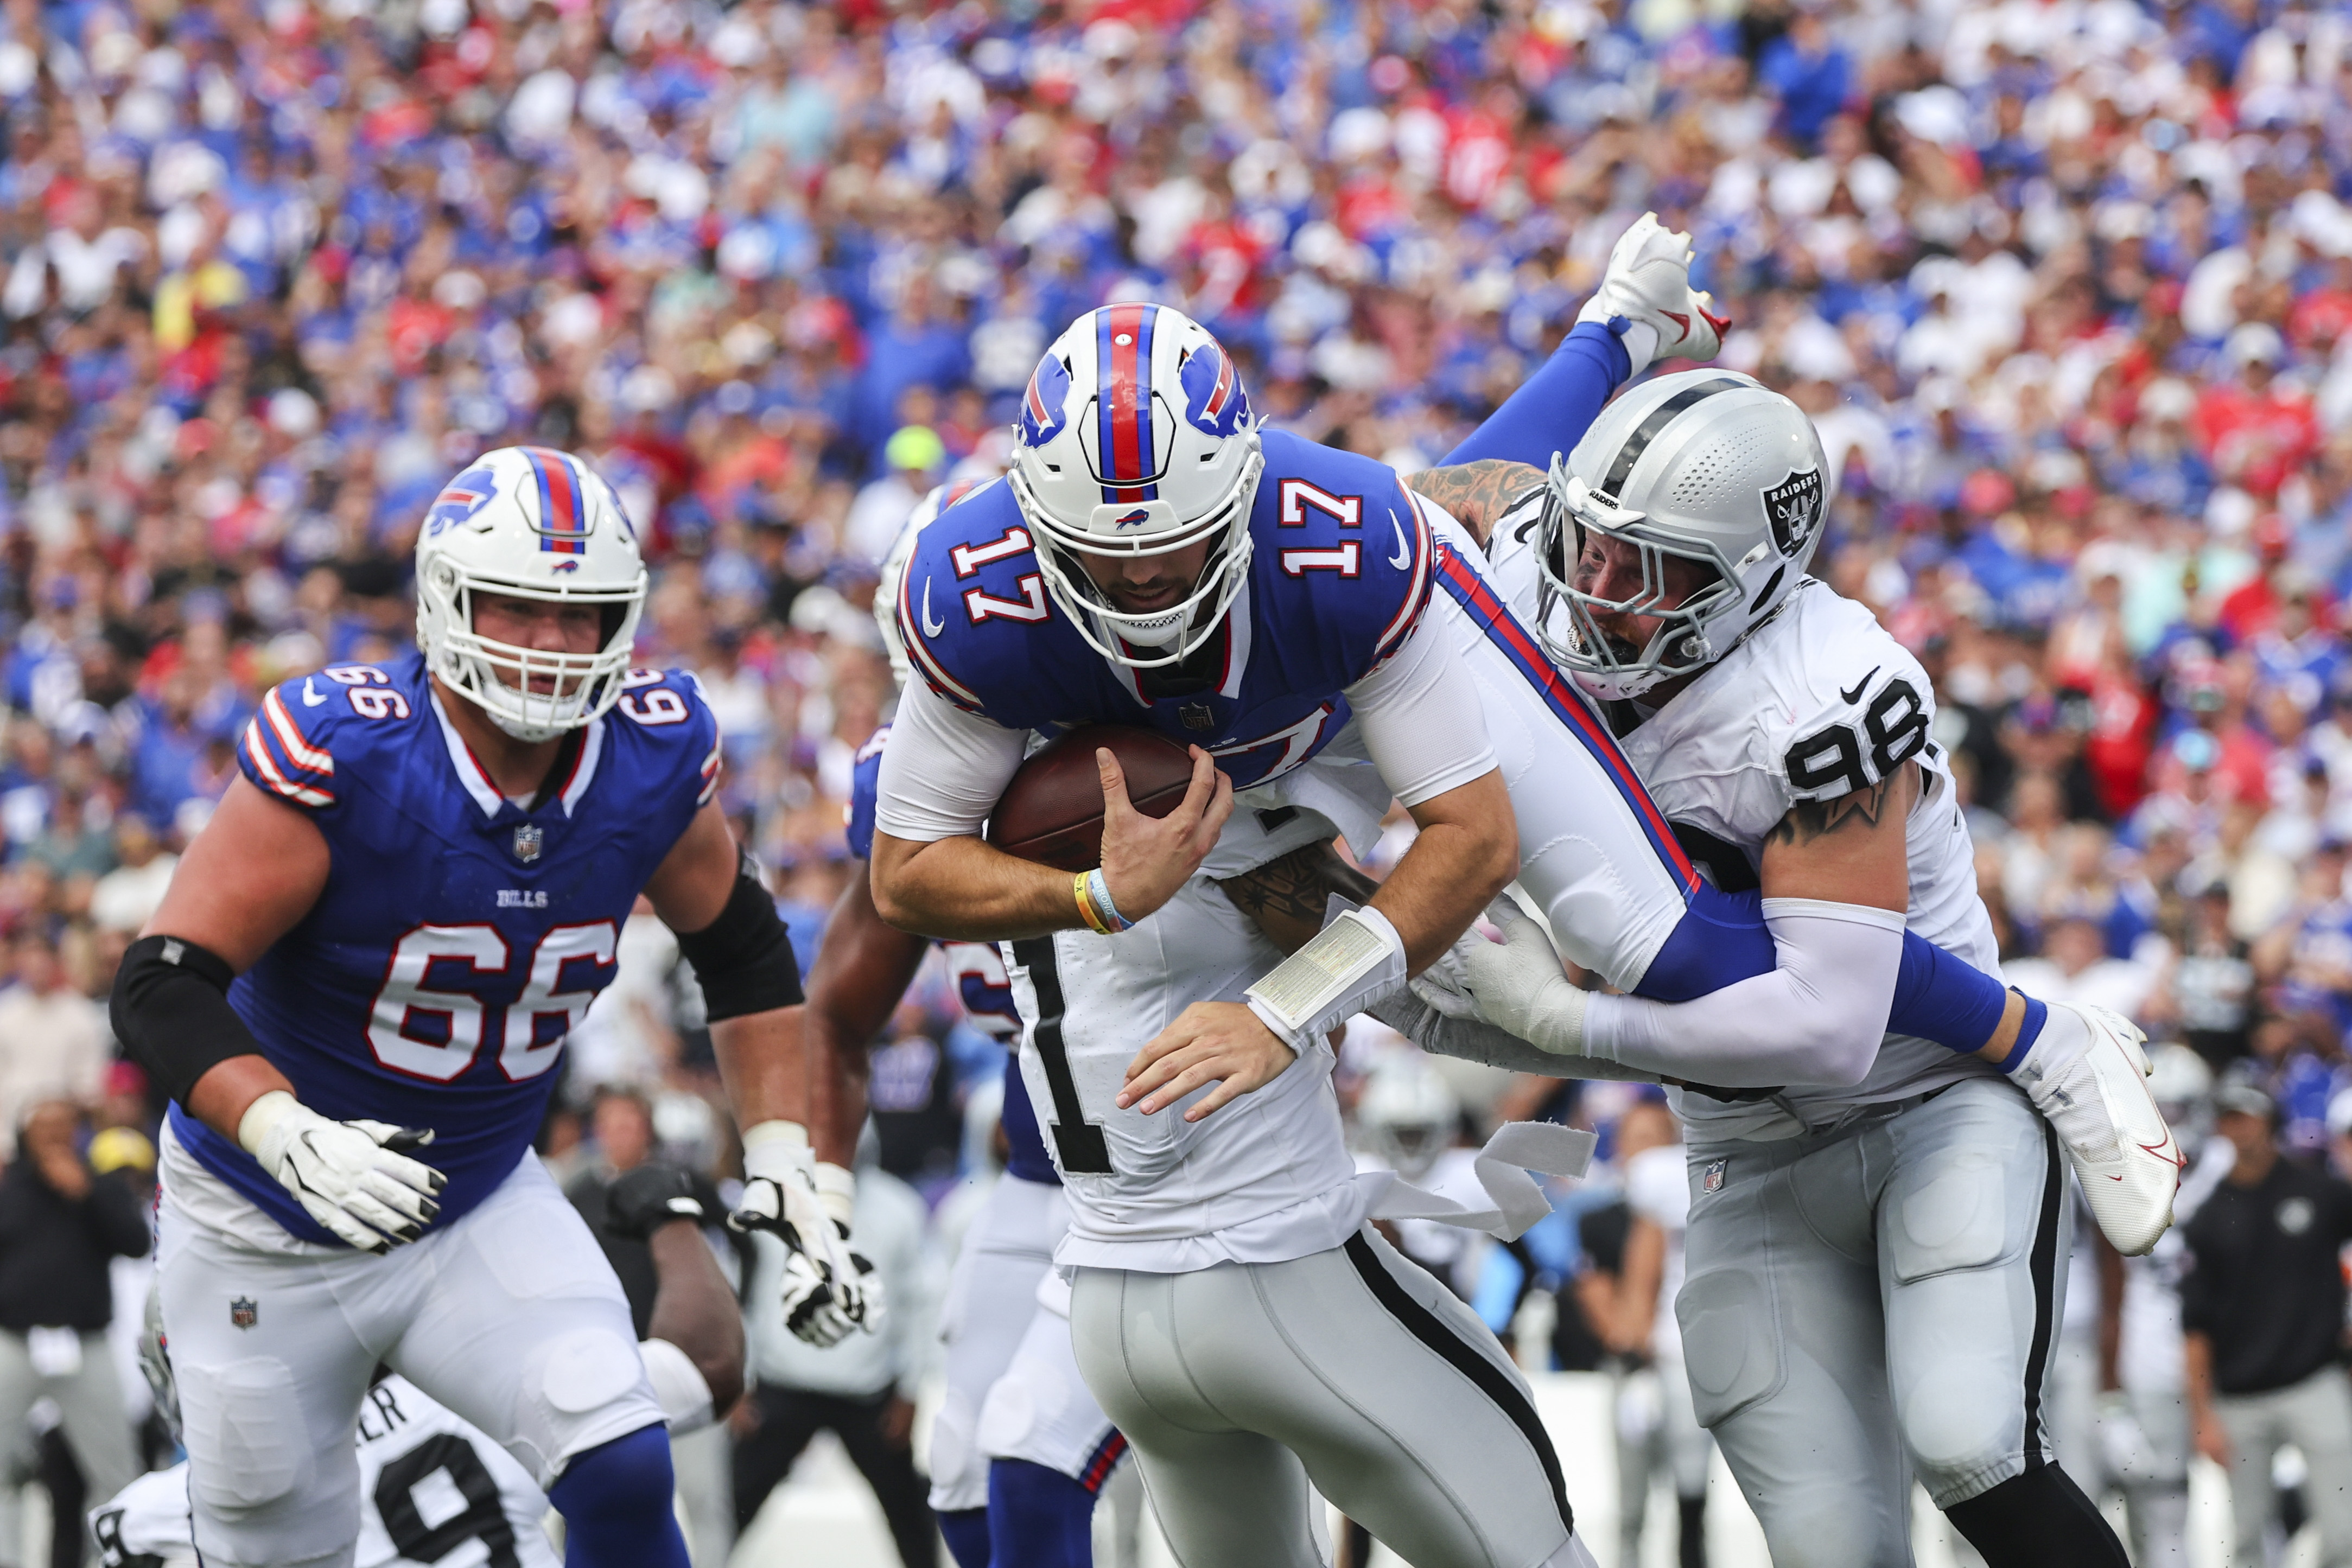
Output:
[
  {"left": 1575, "top": 212, "right": 1728, "bottom": 374},
  {"left": 237, "top": 1091, "right": 446, "bottom": 1253},
  {"left": 1461, "top": 898, "right": 1588, "bottom": 1056},
  {"left": 729, "top": 1123, "right": 883, "bottom": 1347}
]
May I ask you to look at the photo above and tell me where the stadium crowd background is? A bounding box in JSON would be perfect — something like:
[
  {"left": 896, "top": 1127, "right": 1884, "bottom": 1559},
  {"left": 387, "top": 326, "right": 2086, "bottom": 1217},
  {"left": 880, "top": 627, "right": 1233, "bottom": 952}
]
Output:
[{"left": 2, "top": 0, "right": 2351, "bottom": 1561}]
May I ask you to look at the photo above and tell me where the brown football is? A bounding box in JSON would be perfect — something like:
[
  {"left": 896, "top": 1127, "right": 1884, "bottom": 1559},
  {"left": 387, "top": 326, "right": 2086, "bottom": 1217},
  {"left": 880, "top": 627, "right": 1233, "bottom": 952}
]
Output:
[{"left": 987, "top": 725, "right": 1198, "bottom": 872}]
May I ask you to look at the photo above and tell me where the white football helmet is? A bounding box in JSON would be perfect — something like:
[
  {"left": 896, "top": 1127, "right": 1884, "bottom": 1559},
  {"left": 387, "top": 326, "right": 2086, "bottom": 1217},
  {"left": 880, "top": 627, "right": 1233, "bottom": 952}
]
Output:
[
  {"left": 414, "top": 445, "right": 647, "bottom": 741},
  {"left": 1008, "top": 304, "right": 1263, "bottom": 667},
  {"left": 1357, "top": 1056, "right": 1460, "bottom": 1184},
  {"left": 1535, "top": 370, "right": 1831, "bottom": 701}
]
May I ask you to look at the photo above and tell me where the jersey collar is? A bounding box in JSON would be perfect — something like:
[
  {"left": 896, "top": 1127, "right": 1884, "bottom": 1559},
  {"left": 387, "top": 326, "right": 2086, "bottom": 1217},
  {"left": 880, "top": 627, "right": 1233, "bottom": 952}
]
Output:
[{"left": 427, "top": 688, "right": 607, "bottom": 820}]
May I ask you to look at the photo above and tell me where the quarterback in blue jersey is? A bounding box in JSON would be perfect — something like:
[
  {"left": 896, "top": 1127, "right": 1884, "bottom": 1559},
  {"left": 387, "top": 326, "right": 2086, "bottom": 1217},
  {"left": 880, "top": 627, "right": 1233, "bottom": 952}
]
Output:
[
  {"left": 106, "top": 446, "right": 849, "bottom": 1568},
  {"left": 828, "top": 724, "right": 1125, "bottom": 1568}
]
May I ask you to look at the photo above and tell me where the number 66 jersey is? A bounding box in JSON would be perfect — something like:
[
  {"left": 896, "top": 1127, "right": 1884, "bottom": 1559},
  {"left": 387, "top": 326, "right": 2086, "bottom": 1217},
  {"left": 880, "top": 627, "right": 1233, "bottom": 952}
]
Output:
[{"left": 163, "top": 653, "right": 721, "bottom": 1249}]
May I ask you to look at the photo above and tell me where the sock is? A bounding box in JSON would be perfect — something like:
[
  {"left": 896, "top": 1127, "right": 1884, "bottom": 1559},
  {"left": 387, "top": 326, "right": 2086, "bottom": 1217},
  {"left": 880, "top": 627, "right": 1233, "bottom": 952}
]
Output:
[
  {"left": 989, "top": 1457, "right": 1098, "bottom": 1568},
  {"left": 546, "top": 1425, "right": 691, "bottom": 1568},
  {"left": 1676, "top": 1492, "right": 1708, "bottom": 1568},
  {"left": 1441, "top": 321, "right": 1631, "bottom": 469},
  {"left": 940, "top": 1507, "right": 993, "bottom": 1568},
  {"left": 1942, "top": 1464, "right": 2128, "bottom": 1567},
  {"left": 1887, "top": 930, "right": 2012, "bottom": 1053}
]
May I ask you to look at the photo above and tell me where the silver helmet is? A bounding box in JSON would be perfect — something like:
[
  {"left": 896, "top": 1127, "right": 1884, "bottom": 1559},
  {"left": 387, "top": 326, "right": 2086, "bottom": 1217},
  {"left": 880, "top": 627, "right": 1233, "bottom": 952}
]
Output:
[{"left": 1535, "top": 370, "right": 1831, "bottom": 701}]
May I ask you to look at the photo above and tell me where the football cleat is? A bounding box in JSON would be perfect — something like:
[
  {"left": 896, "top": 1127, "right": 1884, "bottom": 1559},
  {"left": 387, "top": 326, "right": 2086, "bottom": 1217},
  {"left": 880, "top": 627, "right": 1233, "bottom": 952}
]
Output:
[
  {"left": 2013, "top": 1003, "right": 2183, "bottom": 1256},
  {"left": 1576, "top": 212, "right": 1731, "bottom": 368}
]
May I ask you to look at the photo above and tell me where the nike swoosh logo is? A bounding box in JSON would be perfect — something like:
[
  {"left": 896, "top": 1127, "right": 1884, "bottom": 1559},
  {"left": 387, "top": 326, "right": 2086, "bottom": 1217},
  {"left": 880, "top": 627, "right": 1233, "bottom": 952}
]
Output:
[
  {"left": 2140, "top": 1138, "right": 2186, "bottom": 1171},
  {"left": 1389, "top": 516, "right": 1412, "bottom": 569},
  {"left": 1661, "top": 309, "right": 1691, "bottom": 340},
  {"left": 921, "top": 578, "right": 945, "bottom": 638},
  {"left": 1839, "top": 668, "right": 1880, "bottom": 705},
  {"left": 301, "top": 678, "right": 327, "bottom": 706}
]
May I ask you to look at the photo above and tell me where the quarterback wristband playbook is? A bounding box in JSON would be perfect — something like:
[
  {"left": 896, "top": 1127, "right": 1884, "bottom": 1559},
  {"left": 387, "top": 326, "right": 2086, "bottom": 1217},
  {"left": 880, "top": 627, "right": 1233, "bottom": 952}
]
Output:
[
  {"left": 675, "top": 858, "right": 805, "bottom": 1021},
  {"left": 1244, "top": 904, "right": 1410, "bottom": 1054},
  {"left": 109, "top": 933, "right": 264, "bottom": 1106}
]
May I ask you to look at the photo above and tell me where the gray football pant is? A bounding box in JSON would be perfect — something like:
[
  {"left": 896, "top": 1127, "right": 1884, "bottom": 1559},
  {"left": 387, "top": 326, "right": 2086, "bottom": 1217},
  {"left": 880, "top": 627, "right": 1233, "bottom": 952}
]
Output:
[
  {"left": 1677, "top": 1077, "right": 2071, "bottom": 1568},
  {"left": 1070, "top": 1225, "right": 1599, "bottom": 1568},
  {"left": 2216, "top": 1365, "right": 2352, "bottom": 1567},
  {"left": 0, "top": 1327, "right": 141, "bottom": 1551}
]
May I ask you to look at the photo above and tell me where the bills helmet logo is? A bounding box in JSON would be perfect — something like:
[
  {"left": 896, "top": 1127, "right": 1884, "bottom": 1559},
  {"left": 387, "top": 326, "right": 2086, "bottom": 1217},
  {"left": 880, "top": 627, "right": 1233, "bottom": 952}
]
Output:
[
  {"left": 1020, "top": 354, "right": 1072, "bottom": 448},
  {"left": 1179, "top": 343, "right": 1251, "bottom": 438},
  {"left": 1763, "top": 468, "right": 1825, "bottom": 558},
  {"left": 425, "top": 467, "right": 499, "bottom": 537},
  {"left": 1112, "top": 508, "right": 1152, "bottom": 528}
]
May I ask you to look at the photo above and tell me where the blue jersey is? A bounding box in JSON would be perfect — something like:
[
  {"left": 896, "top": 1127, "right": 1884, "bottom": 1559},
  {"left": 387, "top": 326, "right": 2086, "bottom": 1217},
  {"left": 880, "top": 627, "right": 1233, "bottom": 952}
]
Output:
[
  {"left": 894, "top": 429, "right": 1433, "bottom": 790},
  {"left": 173, "top": 654, "right": 722, "bottom": 1246},
  {"left": 847, "top": 725, "right": 1048, "bottom": 1181}
]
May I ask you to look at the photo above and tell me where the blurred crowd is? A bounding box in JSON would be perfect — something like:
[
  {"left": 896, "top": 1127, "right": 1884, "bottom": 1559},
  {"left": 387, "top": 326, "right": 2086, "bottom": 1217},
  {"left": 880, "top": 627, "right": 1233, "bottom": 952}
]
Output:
[{"left": 3, "top": 0, "right": 2352, "bottom": 1560}]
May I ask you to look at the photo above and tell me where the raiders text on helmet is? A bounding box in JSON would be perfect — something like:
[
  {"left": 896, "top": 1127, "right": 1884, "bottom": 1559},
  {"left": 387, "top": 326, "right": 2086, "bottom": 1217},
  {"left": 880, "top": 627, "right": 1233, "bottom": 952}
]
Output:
[
  {"left": 1535, "top": 369, "right": 1831, "bottom": 700},
  {"left": 414, "top": 446, "right": 649, "bottom": 742},
  {"left": 1008, "top": 304, "right": 1264, "bottom": 667}
]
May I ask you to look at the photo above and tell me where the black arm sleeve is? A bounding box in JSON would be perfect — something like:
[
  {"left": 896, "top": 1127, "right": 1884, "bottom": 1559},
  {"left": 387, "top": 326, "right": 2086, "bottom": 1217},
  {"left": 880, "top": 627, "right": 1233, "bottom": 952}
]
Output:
[
  {"left": 108, "top": 934, "right": 267, "bottom": 1109},
  {"left": 673, "top": 864, "right": 805, "bottom": 1022}
]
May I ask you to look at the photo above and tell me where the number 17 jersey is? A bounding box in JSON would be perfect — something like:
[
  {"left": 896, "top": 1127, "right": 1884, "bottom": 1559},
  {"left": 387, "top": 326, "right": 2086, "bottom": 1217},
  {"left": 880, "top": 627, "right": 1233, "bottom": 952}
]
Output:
[{"left": 166, "top": 652, "right": 721, "bottom": 1248}]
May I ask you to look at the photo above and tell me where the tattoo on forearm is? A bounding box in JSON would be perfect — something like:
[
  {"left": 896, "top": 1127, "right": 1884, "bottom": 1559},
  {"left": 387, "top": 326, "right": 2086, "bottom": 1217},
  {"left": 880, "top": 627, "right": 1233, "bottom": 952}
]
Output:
[
  {"left": 1766, "top": 774, "right": 1902, "bottom": 849},
  {"left": 1404, "top": 460, "right": 1546, "bottom": 547},
  {"left": 1218, "top": 842, "right": 1381, "bottom": 953}
]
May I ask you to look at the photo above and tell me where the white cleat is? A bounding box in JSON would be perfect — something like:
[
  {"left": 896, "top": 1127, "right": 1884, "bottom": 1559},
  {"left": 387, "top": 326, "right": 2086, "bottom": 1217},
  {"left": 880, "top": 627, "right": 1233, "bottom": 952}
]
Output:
[
  {"left": 2013, "top": 1003, "right": 2183, "bottom": 1255},
  {"left": 1577, "top": 212, "right": 1731, "bottom": 366}
]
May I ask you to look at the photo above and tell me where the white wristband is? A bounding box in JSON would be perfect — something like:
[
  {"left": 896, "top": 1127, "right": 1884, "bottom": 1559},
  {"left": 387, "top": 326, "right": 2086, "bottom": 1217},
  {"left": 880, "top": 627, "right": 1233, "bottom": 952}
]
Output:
[
  {"left": 1245, "top": 906, "right": 1411, "bottom": 1053},
  {"left": 236, "top": 1089, "right": 304, "bottom": 1156},
  {"left": 812, "top": 1162, "right": 857, "bottom": 1230},
  {"left": 741, "top": 1120, "right": 815, "bottom": 1187}
]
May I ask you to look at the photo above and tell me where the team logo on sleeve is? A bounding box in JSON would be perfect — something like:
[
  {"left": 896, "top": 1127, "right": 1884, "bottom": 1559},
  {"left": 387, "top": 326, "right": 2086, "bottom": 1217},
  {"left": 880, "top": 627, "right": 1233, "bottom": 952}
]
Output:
[
  {"left": 1020, "top": 354, "right": 1072, "bottom": 447},
  {"left": 1762, "top": 468, "right": 1824, "bottom": 557},
  {"left": 425, "top": 467, "right": 499, "bottom": 537},
  {"left": 1179, "top": 342, "right": 1251, "bottom": 438}
]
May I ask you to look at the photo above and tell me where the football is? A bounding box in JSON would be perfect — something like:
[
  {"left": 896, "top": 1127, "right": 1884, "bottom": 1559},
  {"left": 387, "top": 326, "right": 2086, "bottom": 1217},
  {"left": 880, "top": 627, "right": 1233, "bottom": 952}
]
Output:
[{"left": 987, "top": 725, "right": 1199, "bottom": 872}]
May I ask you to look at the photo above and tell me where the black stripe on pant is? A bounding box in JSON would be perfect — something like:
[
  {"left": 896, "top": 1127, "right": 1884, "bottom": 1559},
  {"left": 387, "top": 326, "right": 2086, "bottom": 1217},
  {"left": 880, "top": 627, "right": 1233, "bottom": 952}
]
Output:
[
  {"left": 2019, "top": 1118, "right": 2063, "bottom": 1465},
  {"left": 1342, "top": 1232, "right": 1575, "bottom": 1535}
]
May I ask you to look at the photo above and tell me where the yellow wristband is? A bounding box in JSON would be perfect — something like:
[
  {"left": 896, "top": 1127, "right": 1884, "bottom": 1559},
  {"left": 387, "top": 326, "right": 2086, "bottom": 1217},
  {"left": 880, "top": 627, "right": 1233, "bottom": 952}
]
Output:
[{"left": 1075, "top": 871, "right": 1114, "bottom": 935}]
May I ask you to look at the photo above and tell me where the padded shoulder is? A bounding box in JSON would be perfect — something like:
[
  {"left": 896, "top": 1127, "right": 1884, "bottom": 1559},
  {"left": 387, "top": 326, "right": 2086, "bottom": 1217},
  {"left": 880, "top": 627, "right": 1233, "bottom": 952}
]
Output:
[
  {"left": 605, "top": 666, "right": 726, "bottom": 811},
  {"left": 236, "top": 660, "right": 420, "bottom": 814},
  {"left": 893, "top": 479, "right": 1099, "bottom": 728},
  {"left": 1749, "top": 583, "right": 1941, "bottom": 807},
  {"left": 1248, "top": 431, "right": 1435, "bottom": 686}
]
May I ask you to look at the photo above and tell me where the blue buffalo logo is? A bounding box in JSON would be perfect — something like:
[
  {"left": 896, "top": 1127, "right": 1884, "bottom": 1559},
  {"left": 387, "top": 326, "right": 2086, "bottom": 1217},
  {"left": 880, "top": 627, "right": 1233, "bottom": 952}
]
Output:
[
  {"left": 1179, "top": 344, "right": 1252, "bottom": 438},
  {"left": 1020, "top": 354, "right": 1072, "bottom": 447},
  {"left": 426, "top": 467, "right": 500, "bottom": 536},
  {"left": 1112, "top": 508, "right": 1152, "bottom": 528}
]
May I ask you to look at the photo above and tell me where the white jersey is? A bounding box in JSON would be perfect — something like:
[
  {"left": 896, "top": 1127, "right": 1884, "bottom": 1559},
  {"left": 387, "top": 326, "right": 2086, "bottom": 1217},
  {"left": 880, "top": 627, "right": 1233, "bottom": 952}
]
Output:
[
  {"left": 94, "top": 1375, "right": 562, "bottom": 1568},
  {"left": 1489, "top": 518, "right": 2000, "bottom": 1140}
]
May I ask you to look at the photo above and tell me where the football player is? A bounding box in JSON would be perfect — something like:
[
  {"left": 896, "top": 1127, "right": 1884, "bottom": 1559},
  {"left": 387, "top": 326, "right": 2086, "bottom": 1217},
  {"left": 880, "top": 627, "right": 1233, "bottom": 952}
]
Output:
[
  {"left": 91, "top": 1164, "right": 742, "bottom": 1568},
  {"left": 106, "top": 447, "right": 840, "bottom": 1568},
  {"left": 1402, "top": 370, "right": 2176, "bottom": 1565}
]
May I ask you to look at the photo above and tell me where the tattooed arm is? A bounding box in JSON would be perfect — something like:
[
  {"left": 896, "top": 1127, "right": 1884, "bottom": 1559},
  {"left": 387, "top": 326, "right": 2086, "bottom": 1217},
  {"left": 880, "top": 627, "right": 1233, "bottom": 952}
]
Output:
[
  {"left": 1403, "top": 460, "right": 1546, "bottom": 549},
  {"left": 1757, "top": 760, "right": 1922, "bottom": 913}
]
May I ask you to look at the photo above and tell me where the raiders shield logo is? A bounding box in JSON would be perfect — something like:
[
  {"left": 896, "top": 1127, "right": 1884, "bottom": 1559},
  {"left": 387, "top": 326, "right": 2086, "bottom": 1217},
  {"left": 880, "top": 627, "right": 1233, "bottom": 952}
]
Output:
[
  {"left": 512, "top": 824, "right": 544, "bottom": 864},
  {"left": 230, "top": 1296, "right": 258, "bottom": 1330},
  {"left": 1762, "top": 468, "right": 1825, "bottom": 557}
]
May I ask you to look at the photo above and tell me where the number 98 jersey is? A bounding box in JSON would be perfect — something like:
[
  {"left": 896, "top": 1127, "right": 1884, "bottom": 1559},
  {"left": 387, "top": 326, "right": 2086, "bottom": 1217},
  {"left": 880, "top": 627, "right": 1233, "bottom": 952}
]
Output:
[{"left": 167, "top": 652, "right": 722, "bottom": 1248}]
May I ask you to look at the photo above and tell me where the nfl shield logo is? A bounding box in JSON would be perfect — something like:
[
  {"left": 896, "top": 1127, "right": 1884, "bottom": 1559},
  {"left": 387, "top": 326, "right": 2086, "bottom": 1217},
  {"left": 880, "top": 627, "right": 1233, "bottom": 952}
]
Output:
[
  {"left": 1702, "top": 1159, "right": 1727, "bottom": 1196},
  {"left": 229, "top": 1296, "right": 258, "bottom": 1330},
  {"left": 512, "top": 824, "right": 544, "bottom": 864}
]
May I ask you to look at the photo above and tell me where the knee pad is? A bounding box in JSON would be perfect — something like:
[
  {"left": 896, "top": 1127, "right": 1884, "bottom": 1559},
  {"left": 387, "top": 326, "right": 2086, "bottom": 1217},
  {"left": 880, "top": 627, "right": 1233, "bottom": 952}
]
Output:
[
  {"left": 547, "top": 1425, "right": 690, "bottom": 1568},
  {"left": 1943, "top": 1464, "right": 2128, "bottom": 1568},
  {"left": 940, "top": 1507, "right": 993, "bottom": 1568},
  {"left": 182, "top": 1357, "right": 316, "bottom": 1516},
  {"left": 989, "top": 1458, "right": 1097, "bottom": 1568}
]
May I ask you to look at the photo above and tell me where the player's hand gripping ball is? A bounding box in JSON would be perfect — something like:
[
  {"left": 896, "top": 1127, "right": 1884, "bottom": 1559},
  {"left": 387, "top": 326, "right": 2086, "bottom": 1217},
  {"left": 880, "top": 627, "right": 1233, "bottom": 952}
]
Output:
[
  {"left": 988, "top": 725, "right": 1234, "bottom": 925},
  {"left": 729, "top": 1164, "right": 884, "bottom": 1348}
]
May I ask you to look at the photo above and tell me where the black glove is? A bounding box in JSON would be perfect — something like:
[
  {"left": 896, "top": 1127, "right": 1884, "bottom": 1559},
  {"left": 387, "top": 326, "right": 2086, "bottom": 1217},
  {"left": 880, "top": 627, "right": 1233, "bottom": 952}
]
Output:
[{"left": 604, "top": 1164, "right": 707, "bottom": 1240}]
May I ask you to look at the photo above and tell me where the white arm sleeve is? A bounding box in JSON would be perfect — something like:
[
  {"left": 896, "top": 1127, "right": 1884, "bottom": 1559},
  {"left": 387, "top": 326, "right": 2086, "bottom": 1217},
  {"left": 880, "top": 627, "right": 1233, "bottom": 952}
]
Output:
[
  {"left": 872, "top": 675, "right": 1031, "bottom": 842},
  {"left": 1344, "top": 617, "right": 1498, "bottom": 807},
  {"left": 1581, "top": 898, "right": 1904, "bottom": 1087}
]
